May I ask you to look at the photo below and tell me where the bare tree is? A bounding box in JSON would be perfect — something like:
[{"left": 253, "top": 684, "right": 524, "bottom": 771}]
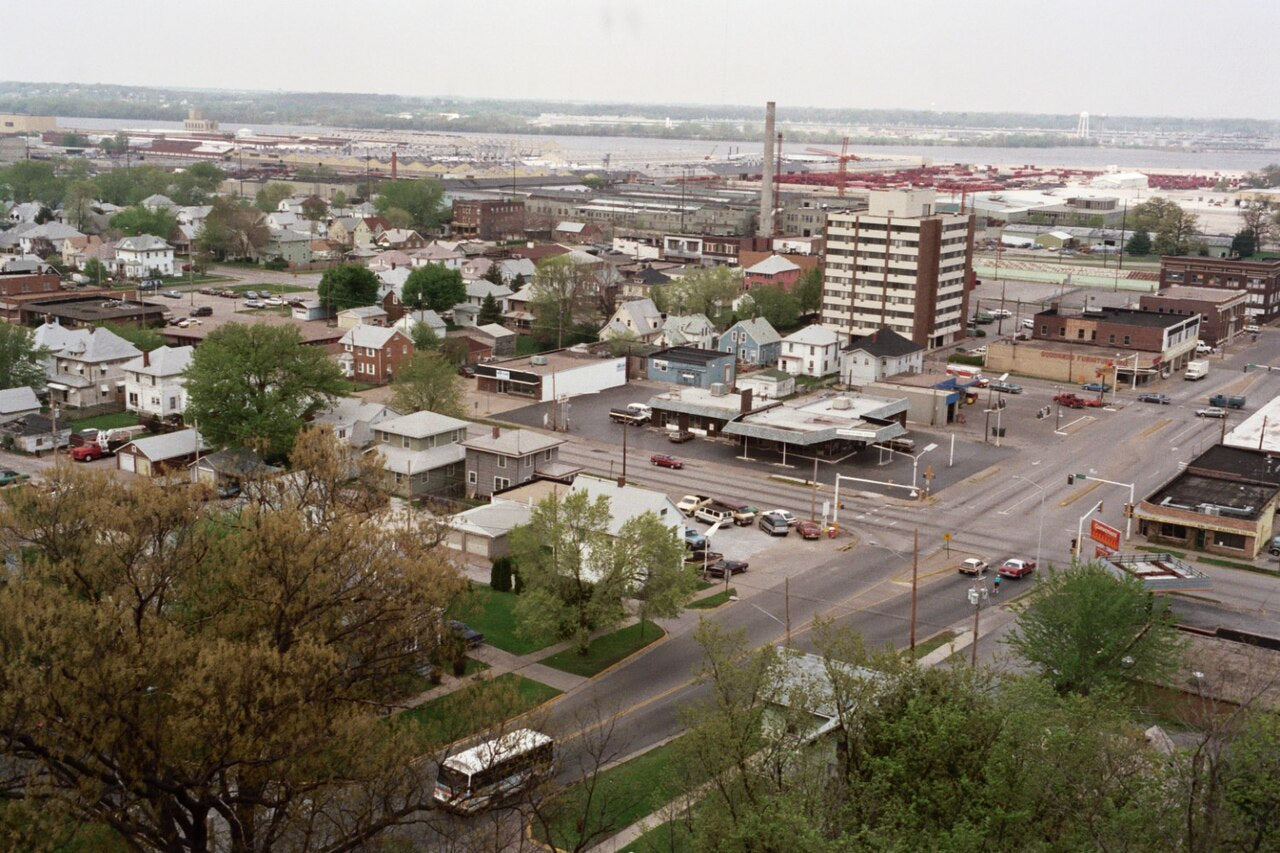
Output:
[{"left": 1239, "top": 201, "right": 1274, "bottom": 253}]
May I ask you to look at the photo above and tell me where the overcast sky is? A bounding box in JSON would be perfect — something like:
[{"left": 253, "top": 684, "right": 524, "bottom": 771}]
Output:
[{"left": 6, "top": 0, "right": 1279, "bottom": 120}]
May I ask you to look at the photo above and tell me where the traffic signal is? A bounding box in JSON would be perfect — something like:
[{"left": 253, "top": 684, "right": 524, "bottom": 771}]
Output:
[
  {"left": 1068, "top": 474, "right": 1075, "bottom": 485},
  {"left": 1098, "top": 501, "right": 1104, "bottom": 514}
]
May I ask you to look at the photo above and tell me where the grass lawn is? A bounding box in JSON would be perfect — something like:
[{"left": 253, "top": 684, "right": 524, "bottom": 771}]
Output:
[
  {"left": 535, "top": 735, "right": 687, "bottom": 851},
  {"left": 622, "top": 820, "right": 695, "bottom": 853},
  {"left": 451, "top": 586, "right": 556, "bottom": 657},
  {"left": 908, "top": 629, "right": 958, "bottom": 660},
  {"left": 399, "top": 672, "right": 560, "bottom": 746},
  {"left": 539, "top": 621, "right": 663, "bottom": 678},
  {"left": 68, "top": 412, "right": 141, "bottom": 432},
  {"left": 226, "top": 283, "right": 311, "bottom": 294},
  {"left": 688, "top": 588, "right": 736, "bottom": 610}
]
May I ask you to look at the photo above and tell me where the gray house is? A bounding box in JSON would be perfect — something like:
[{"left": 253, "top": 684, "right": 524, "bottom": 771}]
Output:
[
  {"left": 0, "top": 387, "right": 41, "bottom": 425},
  {"left": 719, "top": 317, "right": 781, "bottom": 367},
  {"left": 460, "top": 426, "right": 570, "bottom": 498},
  {"left": 366, "top": 410, "right": 470, "bottom": 499},
  {"left": 646, "top": 346, "right": 736, "bottom": 389}
]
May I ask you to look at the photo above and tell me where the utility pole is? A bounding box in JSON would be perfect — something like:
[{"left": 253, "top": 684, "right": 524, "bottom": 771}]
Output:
[
  {"left": 970, "top": 578, "right": 983, "bottom": 668},
  {"left": 809, "top": 456, "right": 818, "bottom": 520},
  {"left": 910, "top": 528, "right": 919, "bottom": 652},
  {"left": 620, "top": 420, "right": 627, "bottom": 483},
  {"left": 785, "top": 577, "right": 791, "bottom": 649}
]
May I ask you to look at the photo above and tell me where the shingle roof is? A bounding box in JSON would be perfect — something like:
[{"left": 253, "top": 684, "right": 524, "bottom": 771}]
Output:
[
  {"left": 782, "top": 325, "right": 841, "bottom": 347},
  {"left": 121, "top": 345, "right": 194, "bottom": 377},
  {"left": 35, "top": 324, "right": 141, "bottom": 363},
  {"left": 121, "top": 429, "right": 209, "bottom": 462},
  {"left": 745, "top": 254, "right": 801, "bottom": 276},
  {"left": 0, "top": 386, "right": 40, "bottom": 415},
  {"left": 467, "top": 280, "right": 513, "bottom": 300},
  {"left": 339, "top": 325, "right": 405, "bottom": 349},
  {"left": 844, "top": 328, "right": 922, "bottom": 357},
  {"left": 727, "top": 317, "right": 780, "bottom": 345},
  {"left": 116, "top": 234, "right": 172, "bottom": 252},
  {"left": 461, "top": 428, "right": 563, "bottom": 457},
  {"left": 377, "top": 410, "right": 470, "bottom": 439},
  {"left": 474, "top": 323, "right": 515, "bottom": 339}
]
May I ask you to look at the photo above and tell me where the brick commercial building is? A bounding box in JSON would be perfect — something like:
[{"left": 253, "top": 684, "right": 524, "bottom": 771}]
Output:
[
  {"left": 821, "top": 189, "right": 974, "bottom": 350},
  {"left": 0, "top": 260, "right": 61, "bottom": 298},
  {"left": 1138, "top": 286, "right": 1249, "bottom": 347},
  {"left": 451, "top": 199, "right": 525, "bottom": 241},
  {"left": 1159, "top": 256, "right": 1280, "bottom": 324},
  {"left": 985, "top": 304, "right": 1200, "bottom": 385}
]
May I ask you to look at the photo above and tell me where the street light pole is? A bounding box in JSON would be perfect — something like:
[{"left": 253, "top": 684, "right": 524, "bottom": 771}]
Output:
[
  {"left": 1011, "top": 475, "right": 1046, "bottom": 570},
  {"left": 1074, "top": 499, "right": 1105, "bottom": 561}
]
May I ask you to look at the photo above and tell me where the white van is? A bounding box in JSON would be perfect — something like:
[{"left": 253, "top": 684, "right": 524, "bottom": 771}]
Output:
[{"left": 1021, "top": 318, "right": 1034, "bottom": 330}]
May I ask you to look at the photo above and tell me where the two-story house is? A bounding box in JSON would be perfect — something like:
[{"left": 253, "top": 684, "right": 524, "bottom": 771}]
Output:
[
  {"left": 460, "top": 426, "right": 567, "bottom": 497},
  {"left": 778, "top": 325, "right": 842, "bottom": 377},
  {"left": 465, "top": 279, "right": 513, "bottom": 314},
  {"left": 367, "top": 410, "right": 470, "bottom": 499},
  {"left": 743, "top": 254, "right": 802, "bottom": 291},
  {"left": 646, "top": 346, "right": 736, "bottom": 389},
  {"left": 313, "top": 397, "right": 401, "bottom": 449},
  {"left": 337, "top": 326, "right": 413, "bottom": 384},
  {"left": 719, "top": 317, "right": 781, "bottom": 367},
  {"left": 655, "top": 313, "right": 717, "bottom": 349},
  {"left": 114, "top": 235, "right": 175, "bottom": 278},
  {"left": 33, "top": 323, "right": 141, "bottom": 410},
  {"left": 840, "top": 328, "right": 924, "bottom": 386},
  {"left": 122, "top": 345, "right": 194, "bottom": 419},
  {"left": 600, "top": 298, "right": 664, "bottom": 343},
  {"left": 375, "top": 228, "right": 427, "bottom": 251}
]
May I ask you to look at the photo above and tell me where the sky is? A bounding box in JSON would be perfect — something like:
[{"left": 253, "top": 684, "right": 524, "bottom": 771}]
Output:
[{"left": 5, "top": 0, "right": 1280, "bottom": 120}]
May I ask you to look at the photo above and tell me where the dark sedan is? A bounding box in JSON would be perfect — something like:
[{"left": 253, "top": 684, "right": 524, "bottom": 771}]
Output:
[
  {"left": 988, "top": 381, "right": 1022, "bottom": 394},
  {"left": 649, "top": 453, "right": 684, "bottom": 469},
  {"left": 705, "top": 559, "right": 749, "bottom": 578},
  {"left": 1138, "top": 393, "right": 1171, "bottom": 404}
]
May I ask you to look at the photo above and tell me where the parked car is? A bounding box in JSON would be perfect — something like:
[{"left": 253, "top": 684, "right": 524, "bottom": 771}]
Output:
[
  {"left": 243, "top": 299, "right": 266, "bottom": 309},
  {"left": 1269, "top": 535, "right": 1280, "bottom": 557},
  {"left": 190, "top": 305, "right": 212, "bottom": 317},
  {"left": 1195, "top": 342, "right": 1214, "bottom": 355},
  {"left": 677, "top": 495, "right": 713, "bottom": 516},
  {"left": 990, "top": 309, "right": 1012, "bottom": 318},
  {"left": 1021, "top": 318, "right": 1034, "bottom": 330},
  {"left": 161, "top": 290, "right": 182, "bottom": 299},
  {"left": 137, "top": 279, "right": 161, "bottom": 291},
  {"left": 668, "top": 430, "right": 694, "bottom": 443},
  {"left": 649, "top": 453, "right": 684, "bottom": 470},
  {"left": 970, "top": 346, "right": 988, "bottom": 357},
  {"left": 759, "top": 513, "right": 790, "bottom": 536},
  {"left": 998, "top": 558, "right": 1037, "bottom": 579},
  {"left": 988, "top": 380, "right": 1022, "bottom": 394},
  {"left": 1244, "top": 324, "right": 1261, "bottom": 334},
  {"left": 958, "top": 558, "right": 989, "bottom": 576},
  {"left": 447, "top": 620, "right": 485, "bottom": 649},
  {"left": 884, "top": 437, "right": 916, "bottom": 453},
  {"left": 1197, "top": 407, "right": 1227, "bottom": 418},
  {"left": 0, "top": 470, "right": 30, "bottom": 487},
  {"left": 198, "top": 287, "right": 216, "bottom": 295},
  {"left": 458, "top": 365, "right": 477, "bottom": 377},
  {"left": 1137, "top": 393, "right": 1171, "bottom": 404},
  {"left": 765, "top": 509, "right": 798, "bottom": 527},
  {"left": 705, "top": 559, "right": 748, "bottom": 578},
  {"left": 694, "top": 504, "right": 734, "bottom": 525},
  {"left": 683, "top": 528, "right": 708, "bottom": 550},
  {"left": 796, "top": 521, "right": 823, "bottom": 540},
  {"left": 686, "top": 549, "right": 723, "bottom": 565},
  {"left": 262, "top": 296, "right": 285, "bottom": 306},
  {"left": 243, "top": 290, "right": 260, "bottom": 300},
  {"left": 1081, "top": 382, "right": 1111, "bottom": 393}
]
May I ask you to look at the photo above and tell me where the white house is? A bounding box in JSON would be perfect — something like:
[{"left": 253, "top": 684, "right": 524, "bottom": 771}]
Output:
[
  {"left": 122, "top": 345, "right": 194, "bottom": 419},
  {"left": 599, "top": 298, "right": 664, "bottom": 342},
  {"left": 839, "top": 328, "right": 924, "bottom": 387},
  {"left": 393, "top": 309, "right": 447, "bottom": 340},
  {"left": 313, "top": 397, "right": 400, "bottom": 449},
  {"left": 778, "top": 325, "right": 843, "bottom": 377},
  {"left": 114, "top": 235, "right": 175, "bottom": 278},
  {"left": 34, "top": 323, "right": 142, "bottom": 410},
  {"left": 466, "top": 279, "right": 513, "bottom": 313},
  {"left": 656, "top": 313, "right": 717, "bottom": 349}
]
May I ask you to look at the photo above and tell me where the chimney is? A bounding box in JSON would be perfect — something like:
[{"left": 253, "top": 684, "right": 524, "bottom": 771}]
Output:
[
  {"left": 758, "top": 102, "right": 776, "bottom": 238},
  {"left": 491, "top": 426, "right": 501, "bottom": 441},
  {"left": 391, "top": 150, "right": 398, "bottom": 179},
  {"left": 142, "top": 350, "right": 150, "bottom": 367},
  {"left": 740, "top": 388, "right": 753, "bottom": 413}
]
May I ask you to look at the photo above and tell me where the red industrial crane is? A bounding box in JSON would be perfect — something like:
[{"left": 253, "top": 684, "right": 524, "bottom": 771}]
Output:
[{"left": 804, "top": 137, "right": 859, "bottom": 196}]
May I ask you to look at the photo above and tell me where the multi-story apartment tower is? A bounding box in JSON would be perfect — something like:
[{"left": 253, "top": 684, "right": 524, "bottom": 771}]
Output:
[{"left": 821, "top": 190, "right": 974, "bottom": 349}]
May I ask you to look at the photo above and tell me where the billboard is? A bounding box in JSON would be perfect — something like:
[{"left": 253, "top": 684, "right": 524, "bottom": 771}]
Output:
[{"left": 1090, "top": 518, "right": 1121, "bottom": 552}]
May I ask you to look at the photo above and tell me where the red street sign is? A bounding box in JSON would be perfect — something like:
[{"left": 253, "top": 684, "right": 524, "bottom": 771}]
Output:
[
  {"left": 1094, "top": 544, "right": 1115, "bottom": 558},
  {"left": 1090, "top": 518, "right": 1121, "bottom": 551}
]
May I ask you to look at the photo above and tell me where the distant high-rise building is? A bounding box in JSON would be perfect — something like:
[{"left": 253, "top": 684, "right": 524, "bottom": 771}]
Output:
[{"left": 820, "top": 190, "right": 974, "bottom": 349}]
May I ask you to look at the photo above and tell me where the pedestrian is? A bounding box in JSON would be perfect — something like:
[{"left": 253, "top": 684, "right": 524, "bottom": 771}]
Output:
[{"left": 993, "top": 575, "right": 1001, "bottom": 595}]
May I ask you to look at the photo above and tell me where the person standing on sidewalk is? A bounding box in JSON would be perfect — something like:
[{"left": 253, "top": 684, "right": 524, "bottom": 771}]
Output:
[{"left": 993, "top": 574, "right": 1001, "bottom": 595}]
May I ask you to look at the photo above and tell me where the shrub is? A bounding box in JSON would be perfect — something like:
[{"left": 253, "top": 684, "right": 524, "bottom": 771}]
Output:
[
  {"left": 262, "top": 257, "right": 289, "bottom": 271},
  {"left": 490, "top": 556, "right": 513, "bottom": 592}
]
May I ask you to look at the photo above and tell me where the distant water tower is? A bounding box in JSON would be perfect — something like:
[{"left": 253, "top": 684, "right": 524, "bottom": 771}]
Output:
[{"left": 1076, "top": 112, "right": 1090, "bottom": 140}]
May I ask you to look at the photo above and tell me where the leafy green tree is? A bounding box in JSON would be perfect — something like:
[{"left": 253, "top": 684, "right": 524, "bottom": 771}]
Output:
[
  {"left": 1125, "top": 228, "right": 1152, "bottom": 256},
  {"left": 408, "top": 322, "right": 440, "bottom": 352},
  {"left": 183, "top": 323, "right": 346, "bottom": 460},
  {"left": 109, "top": 204, "right": 176, "bottom": 238},
  {"left": 98, "top": 131, "right": 129, "bottom": 155},
  {"left": 92, "top": 164, "right": 169, "bottom": 207},
  {"left": 1007, "top": 562, "right": 1184, "bottom": 698},
  {"left": 81, "top": 257, "right": 108, "bottom": 283},
  {"left": 331, "top": 189, "right": 348, "bottom": 208},
  {"left": 1242, "top": 164, "right": 1280, "bottom": 189},
  {"left": 197, "top": 197, "right": 269, "bottom": 261},
  {"left": 490, "top": 556, "right": 514, "bottom": 593},
  {"left": 401, "top": 263, "right": 465, "bottom": 312},
  {"left": 1238, "top": 200, "right": 1273, "bottom": 252},
  {"left": 743, "top": 284, "right": 800, "bottom": 330},
  {"left": 169, "top": 163, "right": 225, "bottom": 206},
  {"left": 477, "top": 293, "right": 503, "bottom": 326},
  {"left": 373, "top": 178, "right": 445, "bottom": 233},
  {"left": 0, "top": 432, "right": 466, "bottom": 852},
  {"left": 317, "top": 264, "right": 380, "bottom": 312},
  {"left": 794, "top": 266, "right": 823, "bottom": 315},
  {"left": 613, "top": 510, "right": 695, "bottom": 636},
  {"left": 440, "top": 338, "right": 470, "bottom": 367},
  {"left": 295, "top": 164, "right": 337, "bottom": 183},
  {"left": 1232, "top": 229, "right": 1257, "bottom": 258},
  {"left": 482, "top": 264, "right": 505, "bottom": 286},
  {"left": 1132, "top": 198, "right": 1199, "bottom": 256},
  {"left": 0, "top": 161, "right": 66, "bottom": 206},
  {"left": 0, "top": 322, "right": 48, "bottom": 391},
  {"left": 300, "top": 196, "right": 328, "bottom": 228},
  {"left": 388, "top": 352, "right": 465, "bottom": 418},
  {"left": 652, "top": 266, "right": 743, "bottom": 327},
  {"left": 255, "top": 181, "right": 293, "bottom": 213},
  {"left": 62, "top": 178, "right": 98, "bottom": 231},
  {"left": 380, "top": 207, "right": 414, "bottom": 229}
]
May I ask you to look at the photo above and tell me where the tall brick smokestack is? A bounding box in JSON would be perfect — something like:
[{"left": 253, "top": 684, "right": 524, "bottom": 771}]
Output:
[{"left": 758, "top": 102, "right": 776, "bottom": 238}]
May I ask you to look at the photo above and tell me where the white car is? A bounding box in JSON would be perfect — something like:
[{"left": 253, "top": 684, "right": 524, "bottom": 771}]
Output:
[
  {"left": 991, "top": 309, "right": 1012, "bottom": 318},
  {"left": 1195, "top": 342, "right": 1214, "bottom": 355},
  {"left": 764, "top": 509, "right": 798, "bottom": 527},
  {"left": 958, "top": 558, "right": 989, "bottom": 576},
  {"left": 262, "top": 296, "right": 285, "bottom": 306}
]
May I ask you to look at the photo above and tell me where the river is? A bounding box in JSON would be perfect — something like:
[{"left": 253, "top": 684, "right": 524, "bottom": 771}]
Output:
[{"left": 60, "top": 116, "right": 1280, "bottom": 174}]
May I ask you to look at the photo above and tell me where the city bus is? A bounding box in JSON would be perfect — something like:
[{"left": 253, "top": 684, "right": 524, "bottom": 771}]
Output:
[{"left": 433, "top": 729, "right": 554, "bottom": 814}]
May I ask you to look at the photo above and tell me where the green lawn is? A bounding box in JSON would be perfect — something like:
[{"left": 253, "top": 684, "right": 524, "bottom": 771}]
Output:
[
  {"left": 539, "top": 621, "right": 664, "bottom": 677},
  {"left": 688, "top": 588, "right": 736, "bottom": 610},
  {"left": 226, "top": 283, "right": 311, "bottom": 295},
  {"left": 535, "top": 735, "right": 687, "bottom": 851},
  {"left": 398, "top": 672, "right": 560, "bottom": 746},
  {"left": 451, "top": 586, "right": 556, "bottom": 656},
  {"left": 908, "top": 630, "right": 958, "bottom": 660},
  {"left": 622, "top": 820, "right": 695, "bottom": 853},
  {"left": 68, "top": 412, "right": 141, "bottom": 432}
]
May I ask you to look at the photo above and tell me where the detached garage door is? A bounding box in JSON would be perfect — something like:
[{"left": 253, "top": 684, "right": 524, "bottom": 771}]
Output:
[{"left": 117, "top": 452, "right": 136, "bottom": 473}]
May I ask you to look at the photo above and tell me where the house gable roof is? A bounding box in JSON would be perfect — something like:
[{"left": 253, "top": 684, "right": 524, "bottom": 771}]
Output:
[
  {"left": 782, "top": 325, "right": 841, "bottom": 348},
  {"left": 727, "top": 317, "right": 780, "bottom": 345},
  {"left": 745, "top": 254, "right": 801, "bottom": 276},
  {"left": 844, "top": 328, "right": 922, "bottom": 358},
  {"left": 339, "top": 325, "right": 406, "bottom": 350}
]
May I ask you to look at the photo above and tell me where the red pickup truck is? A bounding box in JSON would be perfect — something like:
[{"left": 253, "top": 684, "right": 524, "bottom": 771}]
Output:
[{"left": 68, "top": 442, "right": 109, "bottom": 462}]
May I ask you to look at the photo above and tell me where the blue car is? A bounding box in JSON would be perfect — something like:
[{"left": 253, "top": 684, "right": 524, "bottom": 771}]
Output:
[
  {"left": 1081, "top": 382, "right": 1112, "bottom": 393},
  {"left": 683, "top": 528, "right": 707, "bottom": 550}
]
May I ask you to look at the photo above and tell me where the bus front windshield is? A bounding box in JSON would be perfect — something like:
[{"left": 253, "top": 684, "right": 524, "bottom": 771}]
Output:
[{"left": 437, "top": 766, "right": 470, "bottom": 794}]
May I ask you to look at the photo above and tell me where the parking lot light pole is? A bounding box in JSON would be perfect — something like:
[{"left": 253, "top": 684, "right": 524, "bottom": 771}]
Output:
[
  {"left": 1011, "top": 475, "right": 1046, "bottom": 569},
  {"left": 911, "top": 443, "right": 939, "bottom": 490}
]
